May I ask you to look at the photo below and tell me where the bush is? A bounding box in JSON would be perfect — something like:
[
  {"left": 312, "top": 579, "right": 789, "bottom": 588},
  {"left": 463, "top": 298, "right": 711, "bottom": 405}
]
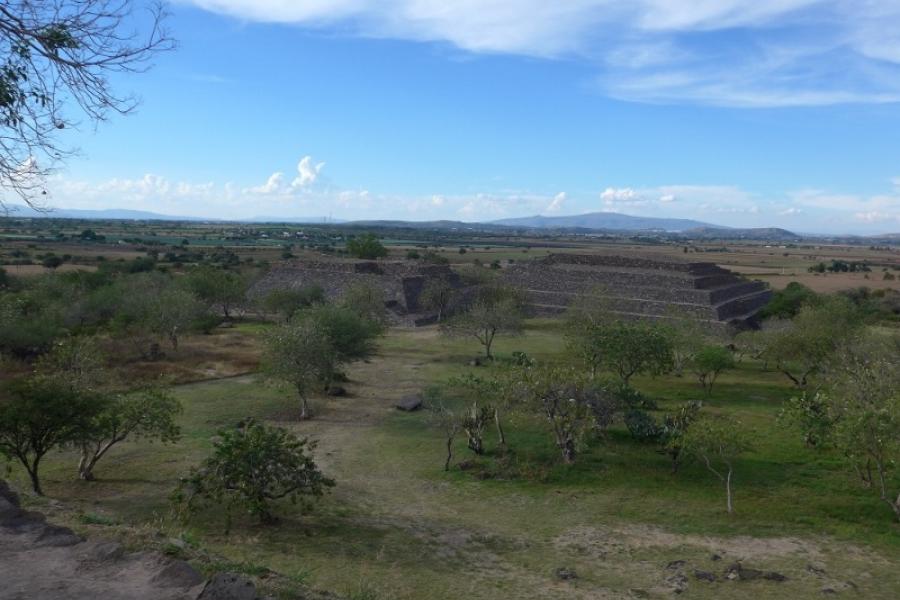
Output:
[
  {"left": 174, "top": 419, "right": 334, "bottom": 525},
  {"left": 760, "top": 282, "right": 817, "bottom": 319},
  {"left": 624, "top": 409, "right": 662, "bottom": 443},
  {"left": 346, "top": 234, "right": 387, "bottom": 260}
]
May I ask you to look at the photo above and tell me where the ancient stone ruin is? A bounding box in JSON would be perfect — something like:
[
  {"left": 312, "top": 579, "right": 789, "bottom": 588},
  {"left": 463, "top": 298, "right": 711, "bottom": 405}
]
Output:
[
  {"left": 502, "top": 253, "right": 771, "bottom": 327},
  {"left": 254, "top": 259, "right": 466, "bottom": 325},
  {"left": 256, "top": 253, "right": 770, "bottom": 328}
]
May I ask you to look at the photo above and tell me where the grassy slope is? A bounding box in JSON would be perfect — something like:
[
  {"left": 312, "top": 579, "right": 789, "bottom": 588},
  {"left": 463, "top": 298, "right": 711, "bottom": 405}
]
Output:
[{"left": 9, "top": 320, "right": 900, "bottom": 599}]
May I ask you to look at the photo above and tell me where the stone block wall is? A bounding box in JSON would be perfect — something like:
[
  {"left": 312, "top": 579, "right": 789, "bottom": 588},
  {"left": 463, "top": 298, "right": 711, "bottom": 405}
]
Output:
[{"left": 502, "top": 253, "right": 771, "bottom": 326}]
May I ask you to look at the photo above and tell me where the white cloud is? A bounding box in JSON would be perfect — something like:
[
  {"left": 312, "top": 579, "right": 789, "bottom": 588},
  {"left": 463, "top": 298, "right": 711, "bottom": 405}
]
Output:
[
  {"left": 41, "top": 158, "right": 900, "bottom": 233},
  {"left": 251, "top": 172, "right": 284, "bottom": 194},
  {"left": 293, "top": 155, "right": 325, "bottom": 188},
  {"left": 600, "top": 187, "right": 639, "bottom": 202},
  {"left": 546, "top": 191, "right": 566, "bottom": 212},
  {"left": 185, "top": 0, "right": 900, "bottom": 107},
  {"left": 778, "top": 207, "right": 803, "bottom": 216},
  {"left": 854, "top": 211, "right": 899, "bottom": 224}
]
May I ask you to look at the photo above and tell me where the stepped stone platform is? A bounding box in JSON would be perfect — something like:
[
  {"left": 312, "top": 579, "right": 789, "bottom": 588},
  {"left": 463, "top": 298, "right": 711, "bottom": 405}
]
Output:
[
  {"left": 255, "top": 253, "right": 770, "bottom": 328},
  {"left": 253, "top": 259, "right": 467, "bottom": 325},
  {"left": 501, "top": 253, "right": 771, "bottom": 327}
]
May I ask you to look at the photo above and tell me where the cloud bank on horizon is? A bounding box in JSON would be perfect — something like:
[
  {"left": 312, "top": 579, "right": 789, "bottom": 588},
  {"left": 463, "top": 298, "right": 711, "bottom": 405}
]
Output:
[
  {"left": 184, "top": 0, "right": 900, "bottom": 107},
  {"left": 45, "top": 156, "right": 900, "bottom": 234}
]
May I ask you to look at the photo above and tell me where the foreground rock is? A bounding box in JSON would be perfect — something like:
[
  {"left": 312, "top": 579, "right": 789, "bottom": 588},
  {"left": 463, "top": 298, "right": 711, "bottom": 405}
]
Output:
[{"left": 0, "top": 480, "right": 260, "bottom": 600}]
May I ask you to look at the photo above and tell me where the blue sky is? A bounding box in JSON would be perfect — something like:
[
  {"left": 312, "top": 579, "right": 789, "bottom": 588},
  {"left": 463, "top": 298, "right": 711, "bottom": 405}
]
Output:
[{"left": 41, "top": 1, "right": 900, "bottom": 233}]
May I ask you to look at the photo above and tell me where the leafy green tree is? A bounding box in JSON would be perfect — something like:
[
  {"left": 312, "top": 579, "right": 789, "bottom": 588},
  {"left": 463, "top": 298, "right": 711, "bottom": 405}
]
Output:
[
  {"left": 262, "top": 319, "right": 338, "bottom": 419},
  {"left": 76, "top": 387, "right": 181, "bottom": 481},
  {"left": 659, "top": 401, "right": 701, "bottom": 474},
  {"left": 339, "top": 282, "right": 388, "bottom": 329},
  {"left": 518, "top": 366, "right": 601, "bottom": 464},
  {"left": 442, "top": 286, "right": 524, "bottom": 359},
  {"left": 258, "top": 286, "right": 323, "bottom": 322},
  {"left": 685, "top": 415, "right": 752, "bottom": 514},
  {"left": 759, "top": 282, "right": 818, "bottom": 319},
  {"left": 778, "top": 392, "right": 835, "bottom": 448},
  {"left": 0, "top": 380, "right": 104, "bottom": 494},
  {"left": 346, "top": 234, "right": 387, "bottom": 259},
  {"left": 33, "top": 335, "right": 108, "bottom": 392},
  {"left": 459, "top": 402, "right": 493, "bottom": 455},
  {"left": 660, "top": 311, "right": 715, "bottom": 376},
  {"left": 763, "top": 297, "right": 862, "bottom": 387},
  {"left": 174, "top": 419, "right": 334, "bottom": 526},
  {"left": 0, "top": 1, "right": 172, "bottom": 210},
  {"left": 111, "top": 273, "right": 207, "bottom": 354},
  {"left": 0, "top": 291, "right": 63, "bottom": 357},
  {"left": 807, "top": 335, "right": 900, "bottom": 520},
  {"left": 449, "top": 371, "right": 516, "bottom": 448},
  {"left": 299, "top": 304, "right": 382, "bottom": 364},
  {"left": 691, "top": 346, "right": 735, "bottom": 395},
  {"left": 596, "top": 321, "right": 674, "bottom": 386},
  {"left": 419, "top": 277, "right": 457, "bottom": 322},
  {"left": 430, "top": 400, "right": 462, "bottom": 472},
  {"left": 41, "top": 255, "right": 63, "bottom": 269},
  {"left": 185, "top": 266, "right": 248, "bottom": 320}
]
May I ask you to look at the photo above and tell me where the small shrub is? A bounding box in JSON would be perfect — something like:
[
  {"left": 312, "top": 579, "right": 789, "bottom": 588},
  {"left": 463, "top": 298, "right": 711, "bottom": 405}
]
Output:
[{"left": 624, "top": 409, "right": 662, "bottom": 443}]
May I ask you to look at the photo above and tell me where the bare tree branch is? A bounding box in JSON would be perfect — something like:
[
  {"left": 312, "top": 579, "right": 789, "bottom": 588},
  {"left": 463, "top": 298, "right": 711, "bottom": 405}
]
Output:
[{"left": 0, "top": 0, "right": 174, "bottom": 211}]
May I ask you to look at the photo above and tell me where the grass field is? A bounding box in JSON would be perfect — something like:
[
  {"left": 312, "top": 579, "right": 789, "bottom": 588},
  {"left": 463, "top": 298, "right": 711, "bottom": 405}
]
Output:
[{"left": 8, "top": 319, "right": 900, "bottom": 599}]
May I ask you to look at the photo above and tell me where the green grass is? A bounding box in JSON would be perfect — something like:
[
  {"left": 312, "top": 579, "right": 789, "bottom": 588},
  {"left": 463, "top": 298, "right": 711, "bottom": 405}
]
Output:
[{"left": 9, "top": 320, "right": 900, "bottom": 599}]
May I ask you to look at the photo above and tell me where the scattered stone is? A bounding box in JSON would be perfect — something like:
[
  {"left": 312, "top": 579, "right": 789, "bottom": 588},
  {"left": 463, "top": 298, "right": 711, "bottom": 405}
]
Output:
[
  {"left": 167, "top": 537, "right": 188, "bottom": 550},
  {"left": 725, "top": 563, "right": 763, "bottom": 581},
  {"left": 198, "top": 572, "right": 259, "bottom": 600},
  {"left": 151, "top": 558, "right": 204, "bottom": 588},
  {"left": 710, "top": 554, "right": 722, "bottom": 562},
  {"left": 629, "top": 589, "right": 650, "bottom": 599},
  {"left": 666, "top": 573, "right": 688, "bottom": 594},
  {"left": 666, "top": 560, "right": 686, "bottom": 570},
  {"left": 468, "top": 357, "right": 484, "bottom": 367},
  {"left": 85, "top": 541, "right": 125, "bottom": 562},
  {"left": 395, "top": 395, "right": 423, "bottom": 411},
  {"left": 694, "top": 570, "right": 717, "bottom": 583},
  {"left": 34, "top": 524, "right": 83, "bottom": 548},
  {"left": 807, "top": 563, "right": 828, "bottom": 576},
  {"left": 327, "top": 386, "right": 347, "bottom": 397},
  {"left": 822, "top": 588, "right": 837, "bottom": 595},
  {"left": 554, "top": 567, "right": 578, "bottom": 580},
  {"left": 722, "top": 562, "right": 786, "bottom": 583}
]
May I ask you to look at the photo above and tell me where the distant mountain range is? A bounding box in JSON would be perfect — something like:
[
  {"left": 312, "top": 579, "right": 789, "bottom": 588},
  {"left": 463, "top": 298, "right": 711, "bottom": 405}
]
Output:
[
  {"left": 3, "top": 205, "right": 209, "bottom": 221},
  {"left": 490, "top": 212, "right": 716, "bottom": 231},
  {"left": 1, "top": 205, "right": 343, "bottom": 224},
  {"left": 2, "top": 204, "right": 897, "bottom": 240}
]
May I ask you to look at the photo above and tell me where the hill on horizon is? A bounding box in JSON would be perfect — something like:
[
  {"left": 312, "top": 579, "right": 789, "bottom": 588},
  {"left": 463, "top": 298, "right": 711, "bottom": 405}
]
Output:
[{"left": 489, "top": 212, "right": 719, "bottom": 232}]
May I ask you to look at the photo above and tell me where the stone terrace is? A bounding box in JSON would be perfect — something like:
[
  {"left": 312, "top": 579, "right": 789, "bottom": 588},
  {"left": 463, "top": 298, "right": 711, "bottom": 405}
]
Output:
[
  {"left": 253, "top": 259, "right": 465, "bottom": 325},
  {"left": 502, "top": 253, "right": 771, "bottom": 326}
]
